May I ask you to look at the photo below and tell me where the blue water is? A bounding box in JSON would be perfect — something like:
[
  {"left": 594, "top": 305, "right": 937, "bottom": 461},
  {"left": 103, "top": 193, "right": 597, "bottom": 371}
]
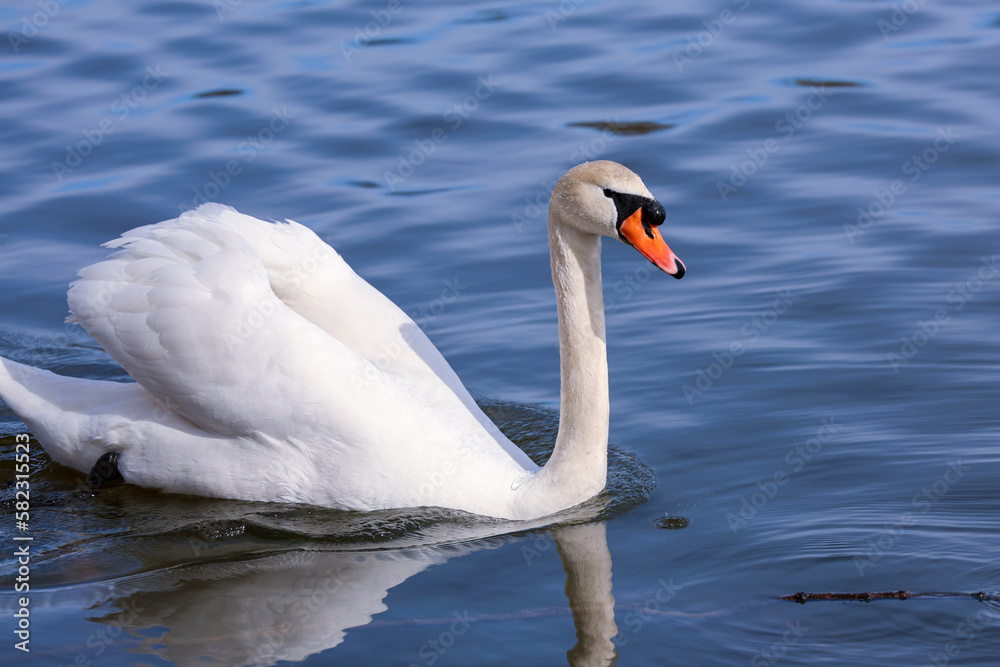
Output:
[{"left": 2, "top": 0, "right": 999, "bottom": 665}]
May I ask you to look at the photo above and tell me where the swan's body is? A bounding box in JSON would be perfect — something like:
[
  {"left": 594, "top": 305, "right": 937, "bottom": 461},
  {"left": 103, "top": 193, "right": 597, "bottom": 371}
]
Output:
[{"left": 0, "top": 161, "right": 683, "bottom": 520}]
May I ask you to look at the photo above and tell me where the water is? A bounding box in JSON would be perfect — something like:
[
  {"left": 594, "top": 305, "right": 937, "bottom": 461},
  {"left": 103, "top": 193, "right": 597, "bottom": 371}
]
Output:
[{"left": 1, "top": 0, "right": 999, "bottom": 665}]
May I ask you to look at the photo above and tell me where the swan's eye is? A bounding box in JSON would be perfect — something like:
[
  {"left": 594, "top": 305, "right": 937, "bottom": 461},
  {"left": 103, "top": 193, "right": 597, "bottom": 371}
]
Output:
[{"left": 603, "top": 188, "right": 616, "bottom": 199}]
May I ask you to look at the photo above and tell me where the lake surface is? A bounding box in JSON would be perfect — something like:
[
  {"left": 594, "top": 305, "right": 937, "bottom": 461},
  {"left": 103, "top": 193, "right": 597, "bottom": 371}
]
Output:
[{"left": 2, "top": 0, "right": 999, "bottom": 665}]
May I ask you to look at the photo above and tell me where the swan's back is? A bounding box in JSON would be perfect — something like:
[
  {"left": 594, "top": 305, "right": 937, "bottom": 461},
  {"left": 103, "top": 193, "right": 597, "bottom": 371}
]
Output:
[{"left": 55, "top": 204, "right": 534, "bottom": 512}]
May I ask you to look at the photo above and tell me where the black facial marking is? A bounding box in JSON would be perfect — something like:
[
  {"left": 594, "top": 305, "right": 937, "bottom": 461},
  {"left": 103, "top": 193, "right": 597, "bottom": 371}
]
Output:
[{"left": 605, "top": 189, "right": 666, "bottom": 241}]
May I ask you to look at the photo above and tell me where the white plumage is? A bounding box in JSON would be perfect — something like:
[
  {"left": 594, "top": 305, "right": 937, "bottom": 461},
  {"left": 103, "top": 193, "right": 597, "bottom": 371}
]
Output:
[{"left": 0, "top": 161, "right": 684, "bottom": 520}]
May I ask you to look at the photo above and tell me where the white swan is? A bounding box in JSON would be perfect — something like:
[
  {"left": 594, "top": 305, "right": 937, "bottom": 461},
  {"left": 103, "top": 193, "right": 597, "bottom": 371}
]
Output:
[{"left": 0, "top": 161, "right": 683, "bottom": 521}]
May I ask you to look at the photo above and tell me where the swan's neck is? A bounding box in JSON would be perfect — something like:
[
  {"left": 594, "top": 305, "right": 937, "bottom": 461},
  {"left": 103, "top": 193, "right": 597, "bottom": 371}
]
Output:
[{"left": 534, "top": 215, "right": 609, "bottom": 506}]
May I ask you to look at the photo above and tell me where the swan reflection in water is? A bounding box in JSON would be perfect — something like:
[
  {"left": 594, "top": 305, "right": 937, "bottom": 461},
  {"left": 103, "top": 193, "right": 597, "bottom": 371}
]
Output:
[
  {"left": 81, "top": 399, "right": 646, "bottom": 665},
  {"left": 93, "top": 522, "right": 620, "bottom": 667},
  {"left": 2, "top": 392, "right": 653, "bottom": 666}
]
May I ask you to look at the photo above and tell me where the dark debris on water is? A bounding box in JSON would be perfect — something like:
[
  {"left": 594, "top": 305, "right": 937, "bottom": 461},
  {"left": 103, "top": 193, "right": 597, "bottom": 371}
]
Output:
[{"left": 783, "top": 590, "right": 1000, "bottom": 604}]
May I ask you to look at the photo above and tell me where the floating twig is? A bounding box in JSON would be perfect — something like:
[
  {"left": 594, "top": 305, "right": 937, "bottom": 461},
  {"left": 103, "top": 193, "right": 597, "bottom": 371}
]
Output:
[{"left": 782, "top": 590, "right": 999, "bottom": 604}]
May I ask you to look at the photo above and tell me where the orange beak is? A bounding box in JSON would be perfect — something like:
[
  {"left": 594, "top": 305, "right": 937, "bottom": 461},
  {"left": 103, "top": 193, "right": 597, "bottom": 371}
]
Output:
[{"left": 619, "top": 208, "right": 685, "bottom": 278}]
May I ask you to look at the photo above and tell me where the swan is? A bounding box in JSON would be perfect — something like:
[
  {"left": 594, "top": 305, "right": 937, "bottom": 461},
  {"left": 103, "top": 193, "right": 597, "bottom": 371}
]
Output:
[{"left": 0, "top": 160, "right": 684, "bottom": 521}]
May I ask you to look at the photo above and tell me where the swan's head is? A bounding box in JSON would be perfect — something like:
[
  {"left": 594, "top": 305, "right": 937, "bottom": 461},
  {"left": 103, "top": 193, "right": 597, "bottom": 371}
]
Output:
[{"left": 551, "top": 160, "right": 685, "bottom": 278}]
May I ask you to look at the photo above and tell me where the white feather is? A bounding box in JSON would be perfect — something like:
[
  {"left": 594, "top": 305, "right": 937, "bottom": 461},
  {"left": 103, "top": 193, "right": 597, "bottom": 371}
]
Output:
[{"left": 0, "top": 161, "right": 682, "bottom": 520}]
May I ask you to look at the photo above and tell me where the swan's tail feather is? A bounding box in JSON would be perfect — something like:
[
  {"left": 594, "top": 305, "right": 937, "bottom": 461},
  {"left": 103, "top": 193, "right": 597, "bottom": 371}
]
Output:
[
  {"left": 0, "top": 356, "right": 157, "bottom": 473},
  {"left": 0, "top": 356, "right": 284, "bottom": 503}
]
